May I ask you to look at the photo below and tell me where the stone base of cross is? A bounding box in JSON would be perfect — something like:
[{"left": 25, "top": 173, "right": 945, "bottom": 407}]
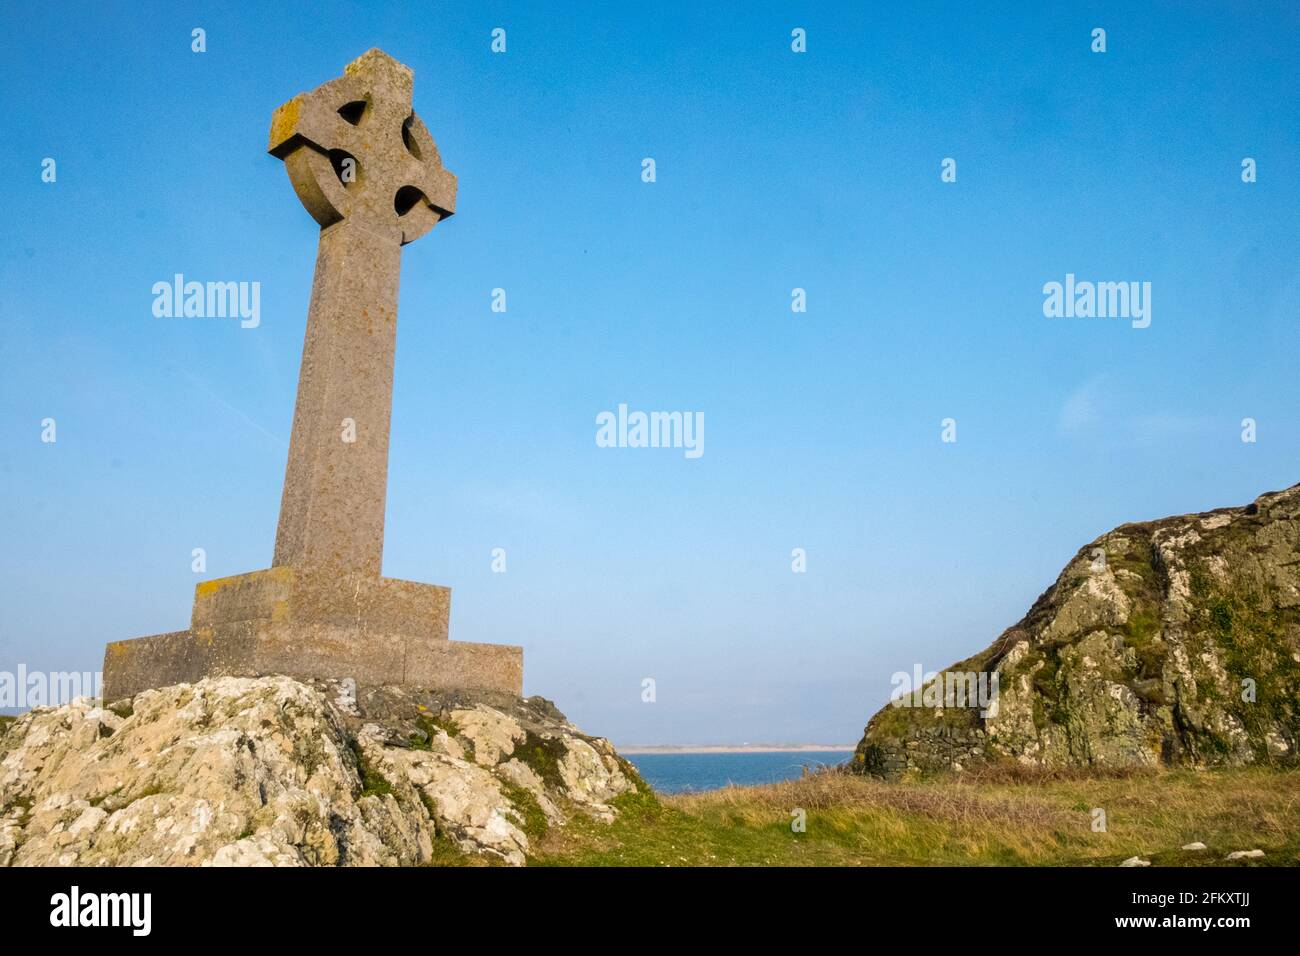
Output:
[
  {"left": 103, "top": 50, "right": 522, "bottom": 702},
  {"left": 104, "top": 566, "right": 521, "bottom": 701}
]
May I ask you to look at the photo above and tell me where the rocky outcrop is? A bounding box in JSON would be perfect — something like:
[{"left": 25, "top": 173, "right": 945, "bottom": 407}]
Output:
[
  {"left": 852, "top": 484, "right": 1300, "bottom": 778},
  {"left": 0, "top": 676, "right": 642, "bottom": 866}
]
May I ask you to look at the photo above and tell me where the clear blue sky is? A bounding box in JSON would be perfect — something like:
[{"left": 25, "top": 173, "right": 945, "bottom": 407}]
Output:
[{"left": 2, "top": 2, "right": 1297, "bottom": 743}]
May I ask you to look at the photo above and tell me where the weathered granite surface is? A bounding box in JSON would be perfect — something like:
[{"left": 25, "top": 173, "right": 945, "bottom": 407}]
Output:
[
  {"left": 0, "top": 676, "right": 640, "bottom": 866},
  {"left": 853, "top": 483, "right": 1300, "bottom": 778}
]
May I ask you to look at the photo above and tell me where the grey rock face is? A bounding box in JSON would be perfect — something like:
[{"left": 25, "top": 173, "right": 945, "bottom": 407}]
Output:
[
  {"left": 852, "top": 484, "right": 1300, "bottom": 778},
  {"left": 0, "top": 676, "right": 639, "bottom": 866}
]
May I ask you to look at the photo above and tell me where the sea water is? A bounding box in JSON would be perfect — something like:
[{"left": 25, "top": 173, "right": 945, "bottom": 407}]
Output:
[{"left": 625, "top": 751, "right": 849, "bottom": 794}]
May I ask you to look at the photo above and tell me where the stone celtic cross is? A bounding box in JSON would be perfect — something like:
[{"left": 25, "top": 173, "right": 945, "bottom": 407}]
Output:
[
  {"left": 268, "top": 48, "right": 457, "bottom": 576},
  {"left": 104, "top": 51, "right": 522, "bottom": 702}
]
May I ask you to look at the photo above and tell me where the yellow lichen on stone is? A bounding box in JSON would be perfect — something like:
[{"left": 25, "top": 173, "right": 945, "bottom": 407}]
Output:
[
  {"left": 195, "top": 576, "right": 237, "bottom": 598},
  {"left": 267, "top": 97, "right": 302, "bottom": 153}
]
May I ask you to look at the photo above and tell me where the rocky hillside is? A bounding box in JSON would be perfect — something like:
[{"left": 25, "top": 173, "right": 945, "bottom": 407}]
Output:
[
  {"left": 853, "top": 484, "right": 1300, "bottom": 778},
  {"left": 0, "top": 676, "right": 642, "bottom": 866}
]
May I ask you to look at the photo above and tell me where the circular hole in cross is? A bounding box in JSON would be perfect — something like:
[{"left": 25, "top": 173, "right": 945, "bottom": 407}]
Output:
[
  {"left": 401, "top": 114, "right": 422, "bottom": 160},
  {"left": 394, "top": 186, "right": 426, "bottom": 216},
  {"left": 328, "top": 149, "right": 359, "bottom": 188},
  {"left": 337, "top": 100, "right": 367, "bottom": 125}
]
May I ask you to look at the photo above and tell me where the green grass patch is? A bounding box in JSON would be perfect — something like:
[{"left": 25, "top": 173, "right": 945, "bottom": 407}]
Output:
[
  {"left": 510, "top": 731, "right": 567, "bottom": 788},
  {"left": 500, "top": 782, "right": 549, "bottom": 843},
  {"left": 349, "top": 740, "right": 394, "bottom": 798}
]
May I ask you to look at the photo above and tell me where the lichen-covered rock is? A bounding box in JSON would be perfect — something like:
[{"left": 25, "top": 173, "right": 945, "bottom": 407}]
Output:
[
  {"left": 0, "top": 676, "right": 641, "bottom": 866},
  {"left": 852, "top": 484, "right": 1300, "bottom": 778}
]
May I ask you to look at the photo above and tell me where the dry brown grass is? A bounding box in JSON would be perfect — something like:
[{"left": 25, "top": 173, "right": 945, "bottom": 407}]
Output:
[
  {"left": 527, "top": 765, "right": 1300, "bottom": 866},
  {"left": 669, "top": 767, "right": 1069, "bottom": 829},
  {"left": 954, "top": 760, "right": 1159, "bottom": 785}
]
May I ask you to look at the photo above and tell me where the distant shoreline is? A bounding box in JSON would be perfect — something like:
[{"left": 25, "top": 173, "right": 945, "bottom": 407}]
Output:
[{"left": 619, "top": 744, "right": 856, "bottom": 755}]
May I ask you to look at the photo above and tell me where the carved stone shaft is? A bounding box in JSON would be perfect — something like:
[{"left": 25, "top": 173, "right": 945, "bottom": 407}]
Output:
[{"left": 273, "top": 222, "right": 401, "bottom": 576}]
